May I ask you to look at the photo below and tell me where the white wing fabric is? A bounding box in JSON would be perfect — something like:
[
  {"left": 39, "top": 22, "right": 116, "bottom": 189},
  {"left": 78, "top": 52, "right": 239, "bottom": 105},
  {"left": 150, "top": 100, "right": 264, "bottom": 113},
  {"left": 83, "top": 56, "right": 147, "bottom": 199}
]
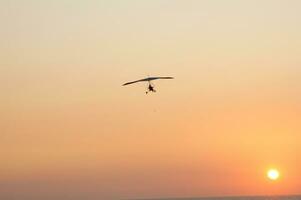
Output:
[{"left": 123, "top": 77, "right": 174, "bottom": 86}]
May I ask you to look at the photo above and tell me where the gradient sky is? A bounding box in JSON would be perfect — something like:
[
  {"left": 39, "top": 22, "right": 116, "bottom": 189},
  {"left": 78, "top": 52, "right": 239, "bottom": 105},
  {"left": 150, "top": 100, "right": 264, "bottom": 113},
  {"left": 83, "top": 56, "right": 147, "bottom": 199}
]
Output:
[{"left": 1, "top": 0, "right": 301, "bottom": 199}]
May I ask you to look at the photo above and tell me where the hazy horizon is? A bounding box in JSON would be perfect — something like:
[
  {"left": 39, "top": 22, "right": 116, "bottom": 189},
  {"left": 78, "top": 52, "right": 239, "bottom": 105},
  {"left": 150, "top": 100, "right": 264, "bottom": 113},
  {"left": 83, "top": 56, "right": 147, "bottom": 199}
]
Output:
[{"left": 1, "top": 0, "right": 301, "bottom": 199}]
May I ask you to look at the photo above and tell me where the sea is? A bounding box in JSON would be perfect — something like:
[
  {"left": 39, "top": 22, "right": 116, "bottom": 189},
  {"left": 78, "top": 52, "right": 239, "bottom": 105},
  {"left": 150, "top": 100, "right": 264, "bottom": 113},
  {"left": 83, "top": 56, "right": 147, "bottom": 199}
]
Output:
[{"left": 134, "top": 195, "right": 301, "bottom": 200}]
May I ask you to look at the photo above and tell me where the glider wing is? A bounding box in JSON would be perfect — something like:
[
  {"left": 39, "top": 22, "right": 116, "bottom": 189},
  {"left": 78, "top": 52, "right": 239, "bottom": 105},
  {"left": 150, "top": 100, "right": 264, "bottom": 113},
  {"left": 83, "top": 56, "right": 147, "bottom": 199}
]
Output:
[{"left": 122, "top": 76, "right": 174, "bottom": 86}]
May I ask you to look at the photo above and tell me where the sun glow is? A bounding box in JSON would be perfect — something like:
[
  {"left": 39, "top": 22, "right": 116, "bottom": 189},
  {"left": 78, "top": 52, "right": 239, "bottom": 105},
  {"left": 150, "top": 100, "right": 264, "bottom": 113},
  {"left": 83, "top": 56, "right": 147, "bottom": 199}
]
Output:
[{"left": 267, "top": 169, "right": 280, "bottom": 181}]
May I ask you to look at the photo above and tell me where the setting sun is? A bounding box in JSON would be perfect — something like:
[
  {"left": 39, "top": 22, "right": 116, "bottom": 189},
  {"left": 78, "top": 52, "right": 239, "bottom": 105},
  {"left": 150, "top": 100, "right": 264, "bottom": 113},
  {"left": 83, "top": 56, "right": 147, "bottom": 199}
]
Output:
[{"left": 267, "top": 169, "right": 280, "bottom": 181}]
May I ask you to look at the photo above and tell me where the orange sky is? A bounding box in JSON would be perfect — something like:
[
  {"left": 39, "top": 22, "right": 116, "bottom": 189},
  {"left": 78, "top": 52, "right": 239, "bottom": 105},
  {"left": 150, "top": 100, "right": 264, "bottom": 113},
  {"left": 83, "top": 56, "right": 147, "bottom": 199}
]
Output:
[{"left": 1, "top": 0, "right": 301, "bottom": 199}]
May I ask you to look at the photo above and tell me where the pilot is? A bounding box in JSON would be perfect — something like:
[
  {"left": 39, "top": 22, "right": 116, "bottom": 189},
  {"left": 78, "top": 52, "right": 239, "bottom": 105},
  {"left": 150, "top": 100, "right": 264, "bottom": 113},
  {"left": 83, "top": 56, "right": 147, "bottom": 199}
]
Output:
[{"left": 146, "top": 84, "right": 156, "bottom": 93}]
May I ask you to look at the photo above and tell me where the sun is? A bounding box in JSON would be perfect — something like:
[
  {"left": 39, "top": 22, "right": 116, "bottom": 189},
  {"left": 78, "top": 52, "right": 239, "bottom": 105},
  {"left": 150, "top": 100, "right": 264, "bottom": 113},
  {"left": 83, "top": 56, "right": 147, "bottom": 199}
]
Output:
[{"left": 267, "top": 169, "right": 280, "bottom": 180}]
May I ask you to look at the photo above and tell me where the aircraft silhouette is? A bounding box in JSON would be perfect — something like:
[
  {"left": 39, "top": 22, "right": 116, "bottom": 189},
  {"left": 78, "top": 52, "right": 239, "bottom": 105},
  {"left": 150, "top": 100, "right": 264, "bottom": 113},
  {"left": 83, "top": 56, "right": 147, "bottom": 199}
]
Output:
[{"left": 123, "top": 76, "right": 174, "bottom": 94}]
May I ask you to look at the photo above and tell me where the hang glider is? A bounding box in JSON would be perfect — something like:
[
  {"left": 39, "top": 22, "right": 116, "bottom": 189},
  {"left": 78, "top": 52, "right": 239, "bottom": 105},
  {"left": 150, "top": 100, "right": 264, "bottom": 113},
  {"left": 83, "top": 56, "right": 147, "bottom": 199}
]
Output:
[{"left": 122, "top": 76, "right": 174, "bottom": 94}]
